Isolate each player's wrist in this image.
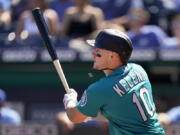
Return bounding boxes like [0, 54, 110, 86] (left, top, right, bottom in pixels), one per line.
[64, 96, 77, 109]
[65, 99, 77, 109]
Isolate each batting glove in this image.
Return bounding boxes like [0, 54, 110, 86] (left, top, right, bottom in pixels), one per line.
[63, 89, 78, 109]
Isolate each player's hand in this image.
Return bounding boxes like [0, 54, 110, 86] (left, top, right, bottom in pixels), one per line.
[63, 89, 78, 109]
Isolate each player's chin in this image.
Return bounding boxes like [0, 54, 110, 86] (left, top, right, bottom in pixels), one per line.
[93, 64, 101, 70]
[93, 63, 97, 69]
[93, 64, 97, 70]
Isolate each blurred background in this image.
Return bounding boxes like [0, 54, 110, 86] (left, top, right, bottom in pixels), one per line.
[0, 0, 180, 135]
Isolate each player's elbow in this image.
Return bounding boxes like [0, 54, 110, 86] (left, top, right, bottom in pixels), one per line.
[67, 112, 81, 123]
[68, 115, 83, 123]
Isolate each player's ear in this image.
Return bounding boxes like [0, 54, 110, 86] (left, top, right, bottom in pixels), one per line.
[110, 52, 117, 59]
[108, 52, 113, 59]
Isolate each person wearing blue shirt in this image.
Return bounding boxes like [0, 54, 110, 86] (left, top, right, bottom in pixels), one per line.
[63, 29, 165, 135]
[158, 106, 180, 126]
[126, 8, 167, 49]
[0, 89, 21, 125]
[91, 0, 144, 21]
[167, 106, 180, 123]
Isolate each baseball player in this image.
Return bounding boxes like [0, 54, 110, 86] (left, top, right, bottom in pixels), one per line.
[63, 29, 165, 135]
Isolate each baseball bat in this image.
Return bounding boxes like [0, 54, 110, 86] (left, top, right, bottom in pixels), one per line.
[32, 8, 70, 93]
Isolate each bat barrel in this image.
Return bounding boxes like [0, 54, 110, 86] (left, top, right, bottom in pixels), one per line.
[32, 8, 58, 61]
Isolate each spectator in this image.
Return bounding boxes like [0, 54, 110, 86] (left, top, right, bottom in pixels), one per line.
[16, 0, 60, 41]
[11, 0, 28, 22]
[0, 0, 12, 32]
[163, 14, 180, 48]
[61, 0, 104, 39]
[91, 0, 144, 25]
[0, 0, 11, 11]
[126, 8, 167, 49]
[49, 0, 74, 23]
[143, 0, 165, 26]
[0, 89, 21, 125]
[162, 0, 180, 13]
[172, 0, 180, 12]
[91, 0, 142, 20]
[158, 106, 180, 126]
[158, 0, 180, 33]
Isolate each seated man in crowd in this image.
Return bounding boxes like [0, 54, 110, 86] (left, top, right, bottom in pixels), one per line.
[125, 8, 167, 49]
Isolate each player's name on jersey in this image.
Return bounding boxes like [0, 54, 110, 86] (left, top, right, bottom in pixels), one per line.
[113, 69, 148, 96]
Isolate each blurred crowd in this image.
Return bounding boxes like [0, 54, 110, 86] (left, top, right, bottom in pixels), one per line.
[1, 0, 180, 51]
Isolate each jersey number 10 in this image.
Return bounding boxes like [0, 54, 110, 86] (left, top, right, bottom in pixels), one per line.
[132, 87, 155, 121]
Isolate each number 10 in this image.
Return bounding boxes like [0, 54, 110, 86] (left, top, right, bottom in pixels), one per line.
[132, 87, 155, 121]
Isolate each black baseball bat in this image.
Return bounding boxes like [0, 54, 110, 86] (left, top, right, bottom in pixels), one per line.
[32, 8, 70, 93]
[32, 8, 57, 60]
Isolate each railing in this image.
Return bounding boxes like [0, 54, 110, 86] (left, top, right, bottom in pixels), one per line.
[0, 123, 179, 135]
[1, 47, 180, 62]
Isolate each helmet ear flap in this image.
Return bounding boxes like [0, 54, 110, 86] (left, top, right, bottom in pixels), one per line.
[118, 49, 132, 65]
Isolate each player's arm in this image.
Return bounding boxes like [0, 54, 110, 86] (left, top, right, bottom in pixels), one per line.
[63, 89, 90, 123]
[44, 9, 60, 36]
[64, 88, 107, 123]
[66, 106, 90, 123]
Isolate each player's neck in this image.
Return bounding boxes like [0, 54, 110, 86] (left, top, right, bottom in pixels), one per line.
[103, 70, 112, 76]
[103, 62, 123, 76]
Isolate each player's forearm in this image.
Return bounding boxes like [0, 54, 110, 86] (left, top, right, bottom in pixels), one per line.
[66, 103, 89, 123]
[66, 107, 81, 123]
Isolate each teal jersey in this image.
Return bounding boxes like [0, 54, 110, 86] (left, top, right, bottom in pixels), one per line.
[77, 63, 165, 135]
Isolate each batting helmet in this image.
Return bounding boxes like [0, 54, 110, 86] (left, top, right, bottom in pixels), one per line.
[87, 29, 133, 64]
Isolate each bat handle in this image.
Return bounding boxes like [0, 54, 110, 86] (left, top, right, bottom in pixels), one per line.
[53, 60, 70, 93]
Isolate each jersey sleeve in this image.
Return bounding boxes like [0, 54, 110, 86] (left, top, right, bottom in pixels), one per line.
[76, 84, 105, 117]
